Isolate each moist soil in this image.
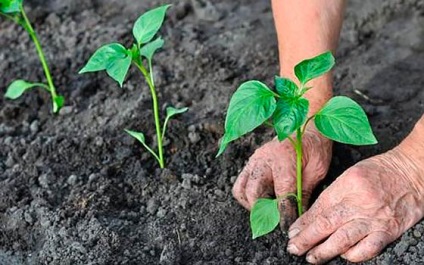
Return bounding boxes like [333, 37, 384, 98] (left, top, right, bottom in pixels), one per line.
[0, 0, 423, 264]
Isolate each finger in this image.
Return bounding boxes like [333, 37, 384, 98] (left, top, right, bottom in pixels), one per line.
[341, 231, 392, 263]
[305, 219, 370, 264]
[288, 194, 327, 239]
[232, 167, 251, 209]
[278, 194, 297, 231]
[287, 204, 351, 256]
[245, 164, 273, 208]
[272, 163, 297, 230]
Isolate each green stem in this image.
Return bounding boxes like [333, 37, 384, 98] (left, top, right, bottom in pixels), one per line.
[295, 129, 303, 216]
[161, 116, 170, 140]
[301, 116, 314, 137]
[134, 62, 165, 168]
[20, 7, 59, 108]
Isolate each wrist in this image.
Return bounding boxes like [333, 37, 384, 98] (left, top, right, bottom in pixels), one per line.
[394, 115, 424, 198]
[397, 115, 424, 171]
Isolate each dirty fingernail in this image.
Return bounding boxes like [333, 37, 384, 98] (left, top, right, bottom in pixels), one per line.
[306, 254, 317, 264]
[287, 244, 299, 254]
[288, 228, 300, 238]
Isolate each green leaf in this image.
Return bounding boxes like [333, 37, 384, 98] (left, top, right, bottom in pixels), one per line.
[125, 129, 146, 144]
[52, 95, 64, 113]
[79, 43, 132, 87]
[162, 106, 188, 140]
[273, 98, 309, 141]
[0, 0, 22, 13]
[5, 80, 43, 99]
[140, 37, 164, 63]
[165, 106, 188, 119]
[294, 51, 335, 85]
[314, 96, 378, 145]
[275, 76, 298, 98]
[250, 198, 280, 239]
[217, 80, 277, 156]
[133, 5, 171, 45]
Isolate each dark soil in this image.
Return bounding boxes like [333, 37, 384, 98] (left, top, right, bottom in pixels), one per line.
[0, 0, 423, 264]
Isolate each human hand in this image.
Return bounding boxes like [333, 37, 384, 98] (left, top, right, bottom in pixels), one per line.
[232, 126, 332, 229]
[287, 148, 424, 264]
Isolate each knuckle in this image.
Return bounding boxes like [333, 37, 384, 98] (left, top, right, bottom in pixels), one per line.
[315, 216, 333, 233]
[365, 239, 385, 256]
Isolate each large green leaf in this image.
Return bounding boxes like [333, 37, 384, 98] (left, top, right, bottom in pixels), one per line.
[314, 96, 377, 145]
[273, 98, 309, 141]
[275, 76, 298, 99]
[0, 0, 22, 13]
[5, 80, 45, 99]
[140, 37, 164, 63]
[79, 43, 132, 87]
[217, 81, 277, 156]
[133, 5, 171, 45]
[250, 198, 280, 239]
[294, 51, 335, 85]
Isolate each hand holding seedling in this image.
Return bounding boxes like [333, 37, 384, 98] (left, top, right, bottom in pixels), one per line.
[224, 0, 424, 263]
[218, 50, 378, 240]
[232, 126, 332, 229]
[0, 0, 64, 113]
[79, 5, 187, 168]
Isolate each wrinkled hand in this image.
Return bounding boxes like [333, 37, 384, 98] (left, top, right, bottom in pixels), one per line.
[287, 148, 424, 264]
[232, 127, 332, 228]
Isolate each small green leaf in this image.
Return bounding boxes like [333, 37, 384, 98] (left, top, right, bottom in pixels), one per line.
[314, 96, 378, 145]
[273, 98, 309, 141]
[250, 198, 280, 239]
[133, 5, 171, 45]
[140, 37, 164, 63]
[5, 80, 42, 99]
[275, 76, 298, 98]
[0, 0, 22, 13]
[52, 95, 64, 113]
[217, 80, 277, 156]
[106, 55, 132, 87]
[125, 129, 146, 144]
[165, 106, 188, 119]
[294, 51, 335, 85]
[79, 43, 132, 87]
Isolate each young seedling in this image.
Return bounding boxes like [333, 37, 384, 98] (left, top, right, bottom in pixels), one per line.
[1, 0, 64, 113]
[217, 51, 377, 239]
[79, 5, 188, 169]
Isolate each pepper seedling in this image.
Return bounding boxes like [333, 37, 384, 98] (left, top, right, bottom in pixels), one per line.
[79, 5, 188, 168]
[1, 0, 64, 113]
[217, 52, 377, 239]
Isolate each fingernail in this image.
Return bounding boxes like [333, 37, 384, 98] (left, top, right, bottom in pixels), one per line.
[288, 228, 300, 239]
[340, 254, 347, 259]
[287, 244, 299, 254]
[306, 254, 317, 264]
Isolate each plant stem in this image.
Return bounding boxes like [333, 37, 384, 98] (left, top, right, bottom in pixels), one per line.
[134, 62, 165, 168]
[20, 7, 59, 104]
[295, 129, 303, 216]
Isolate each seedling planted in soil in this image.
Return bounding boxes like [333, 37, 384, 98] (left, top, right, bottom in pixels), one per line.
[1, 0, 64, 113]
[80, 5, 187, 168]
[217, 52, 377, 239]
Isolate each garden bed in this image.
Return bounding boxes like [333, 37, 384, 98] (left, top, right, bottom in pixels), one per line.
[0, 0, 423, 264]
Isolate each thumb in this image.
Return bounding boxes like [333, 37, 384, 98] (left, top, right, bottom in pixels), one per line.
[273, 165, 298, 231]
